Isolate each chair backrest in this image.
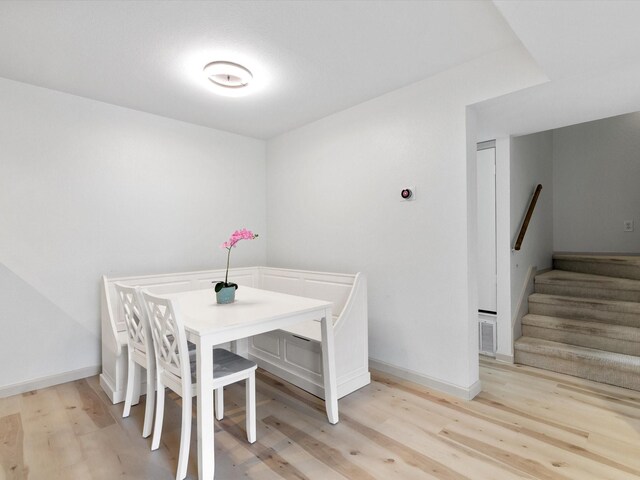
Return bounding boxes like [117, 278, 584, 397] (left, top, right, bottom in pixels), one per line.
[141, 291, 191, 385]
[114, 283, 153, 356]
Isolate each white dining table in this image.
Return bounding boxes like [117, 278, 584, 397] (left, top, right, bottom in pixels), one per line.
[167, 286, 338, 479]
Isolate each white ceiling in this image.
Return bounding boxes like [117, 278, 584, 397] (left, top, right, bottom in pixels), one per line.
[475, 1, 640, 139]
[475, 60, 640, 140]
[494, 0, 640, 81]
[0, 0, 520, 139]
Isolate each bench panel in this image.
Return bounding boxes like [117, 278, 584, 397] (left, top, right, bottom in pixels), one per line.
[250, 331, 281, 359]
[301, 278, 352, 319]
[284, 335, 323, 376]
[261, 272, 303, 296]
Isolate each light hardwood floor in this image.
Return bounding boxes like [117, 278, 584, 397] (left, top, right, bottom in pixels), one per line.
[1, 359, 639, 479]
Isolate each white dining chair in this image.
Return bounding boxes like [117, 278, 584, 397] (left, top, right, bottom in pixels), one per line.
[114, 283, 156, 438]
[141, 290, 257, 480]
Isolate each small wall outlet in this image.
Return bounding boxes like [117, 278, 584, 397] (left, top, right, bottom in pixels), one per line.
[624, 220, 634, 232]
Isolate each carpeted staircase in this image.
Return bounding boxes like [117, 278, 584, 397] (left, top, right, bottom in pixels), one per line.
[515, 254, 640, 390]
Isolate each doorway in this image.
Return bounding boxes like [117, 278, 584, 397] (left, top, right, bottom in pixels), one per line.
[477, 141, 497, 314]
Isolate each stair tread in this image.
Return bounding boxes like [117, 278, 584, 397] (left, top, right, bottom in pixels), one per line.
[523, 258, 640, 388]
[536, 270, 640, 291]
[515, 337, 640, 366]
[529, 293, 640, 311]
[553, 254, 640, 266]
[522, 314, 640, 341]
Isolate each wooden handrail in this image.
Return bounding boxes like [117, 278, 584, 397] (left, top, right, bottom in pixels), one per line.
[514, 184, 542, 251]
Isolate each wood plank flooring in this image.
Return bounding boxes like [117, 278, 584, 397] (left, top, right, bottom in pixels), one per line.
[1, 359, 639, 479]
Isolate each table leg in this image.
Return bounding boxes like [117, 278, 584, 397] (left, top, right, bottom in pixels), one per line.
[320, 308, 339, 424]
[196, 340, 215, 479]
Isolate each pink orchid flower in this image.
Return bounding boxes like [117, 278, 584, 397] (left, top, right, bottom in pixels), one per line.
[220, 228, 257, 249]
[217, 229, 259, 288]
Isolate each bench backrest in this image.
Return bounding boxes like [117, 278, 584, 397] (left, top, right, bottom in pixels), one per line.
[103, 266, 356, 335]
[260, 267, 355, 323]
[104, 267, 260, 333]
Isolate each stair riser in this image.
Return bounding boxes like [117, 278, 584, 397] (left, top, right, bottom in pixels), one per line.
[535, 283, 640, 302]
[522, 325, 639, 356]
[514, 350, 640, 390]
[529, 303, 640, 328]
[554, 258, 640, 281]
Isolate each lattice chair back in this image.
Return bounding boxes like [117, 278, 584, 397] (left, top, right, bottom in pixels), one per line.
[142, 291, 191, 385]
[115, 283, 153, 356]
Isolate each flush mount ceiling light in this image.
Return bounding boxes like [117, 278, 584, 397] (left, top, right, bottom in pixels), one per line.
[203, 61, 253, 89]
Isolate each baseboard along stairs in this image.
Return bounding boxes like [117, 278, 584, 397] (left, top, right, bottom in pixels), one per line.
[515, 254, 640, 391]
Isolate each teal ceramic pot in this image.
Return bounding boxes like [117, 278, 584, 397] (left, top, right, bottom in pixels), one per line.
[216, 286, 236, 304]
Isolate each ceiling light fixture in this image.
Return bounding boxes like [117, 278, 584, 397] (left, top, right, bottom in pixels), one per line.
[203, 61, 253, 89]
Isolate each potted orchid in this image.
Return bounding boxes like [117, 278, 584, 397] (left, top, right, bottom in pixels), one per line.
[214, 228, 259, 304]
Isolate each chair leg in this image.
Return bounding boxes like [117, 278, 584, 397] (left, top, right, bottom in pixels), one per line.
[176, 394, 192, 480]
[142, 364, 155, 438]
[151, 375, 165, 451]
[214, 387, 224, 421]
[123, 353, 136, 418]
[131, 363, 142, 407]
[246, 372, 256, 444]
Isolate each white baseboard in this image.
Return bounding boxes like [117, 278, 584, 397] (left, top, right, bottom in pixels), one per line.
[0, 365, 101, 399]
[2, 358, 483, 403]
[495, 353, 514, 364]
[369, 358, 482, 400]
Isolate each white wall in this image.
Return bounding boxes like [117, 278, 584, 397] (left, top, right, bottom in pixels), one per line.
[553, 112, 640, 253]
[510, 131, 554, 335]
[266, 45, 545, 395]
[0, 78, 266, 390]
[493, 137, 513, 361]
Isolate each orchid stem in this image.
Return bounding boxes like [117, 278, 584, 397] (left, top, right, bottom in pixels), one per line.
[224, 247, 231, 284]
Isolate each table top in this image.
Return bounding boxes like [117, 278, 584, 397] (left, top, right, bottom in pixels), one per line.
[166, 286, 332, 337]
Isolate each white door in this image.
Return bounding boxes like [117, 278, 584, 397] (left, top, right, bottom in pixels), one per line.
[477, 144, 497, 313]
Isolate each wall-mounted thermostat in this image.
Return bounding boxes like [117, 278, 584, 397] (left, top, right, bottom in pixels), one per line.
[400, 187, 415, 201]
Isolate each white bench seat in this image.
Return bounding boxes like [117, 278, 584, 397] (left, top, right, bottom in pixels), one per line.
[280, 319, 322, 342]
